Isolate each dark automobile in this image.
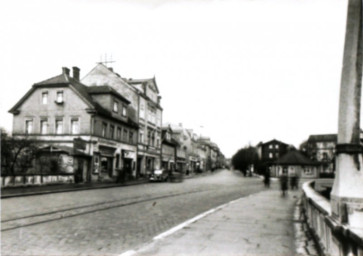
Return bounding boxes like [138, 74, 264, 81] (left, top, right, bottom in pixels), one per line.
[149, 169, 169, 182]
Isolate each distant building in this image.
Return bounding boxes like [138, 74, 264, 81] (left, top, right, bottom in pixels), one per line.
[257, 139, 289, 162]
[161, 125, 178, 172]
[271, 150, 320, 181]
[306, 134, 337, 173]
[9, 67, 138, 182]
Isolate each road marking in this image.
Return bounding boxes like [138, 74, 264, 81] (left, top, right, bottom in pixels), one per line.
[153, 198, 240, 240]
[119, 197, 244, 256]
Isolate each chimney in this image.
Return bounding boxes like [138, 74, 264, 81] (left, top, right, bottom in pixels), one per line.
[62, 67, 70, 76]
[72, 66, 80, 81]
[157, 96, 162, 105]
[108, 67, 113, 72]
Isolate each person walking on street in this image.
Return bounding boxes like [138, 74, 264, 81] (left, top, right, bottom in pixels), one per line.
[263, 169, 270, 188]
[280, 169, 288, 196]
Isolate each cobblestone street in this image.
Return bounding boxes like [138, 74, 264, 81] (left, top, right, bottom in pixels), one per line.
[2, 170, 266, 256]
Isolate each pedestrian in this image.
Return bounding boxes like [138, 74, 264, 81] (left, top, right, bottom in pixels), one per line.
[290, 174, 298, 190]
[280, 170, 288, 196]
[263, 170, 270, 188]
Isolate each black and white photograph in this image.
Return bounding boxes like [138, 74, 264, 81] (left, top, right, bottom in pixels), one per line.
[1, 0, 363, 255]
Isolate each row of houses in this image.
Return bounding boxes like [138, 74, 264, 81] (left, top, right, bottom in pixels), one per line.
[255, 131, 363, 179]
[5, 64, 225, 185]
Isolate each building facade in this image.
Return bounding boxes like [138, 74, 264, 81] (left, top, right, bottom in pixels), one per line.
[9, 67, 138, 183]
[82, 64, 163, 177]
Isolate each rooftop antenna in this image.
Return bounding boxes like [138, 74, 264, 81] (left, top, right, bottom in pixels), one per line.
[97, 53, 116, 67]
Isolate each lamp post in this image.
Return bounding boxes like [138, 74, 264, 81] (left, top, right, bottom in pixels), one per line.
[330, 0, 363, 228]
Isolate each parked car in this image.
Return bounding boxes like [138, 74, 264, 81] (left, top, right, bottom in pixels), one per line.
[149, 169, 169, 182]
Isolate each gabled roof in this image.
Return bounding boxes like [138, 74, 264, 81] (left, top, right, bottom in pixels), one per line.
[262, 139, 289, 146]
[126, 77, 159, 93]
[275, 150, 317, 166]
[9, 68, 138, 129]
[307, 134, 337, 143]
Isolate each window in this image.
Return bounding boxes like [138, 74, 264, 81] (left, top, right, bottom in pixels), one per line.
[117, 127, 122, 140]
[123, 129, 128, 141]
[71, 118, 79, 134]
[56, 119, 63, 134]
[139, 131, 144, 143]
[42, 92, 48, 104]
[122, 105, 127, 116]
[269, 145, 273, 149]
[113, 101, 118, 113]
[147, 130, 151, 145]
[151, 132, 155, 146]
[269, 153, 273, 159]
[40, 120, 48, 134]
[275, 153, 279, 158]
[275, 144, 279, 149]
[140, 103, 145, 119]
[102, 123, 107, 137]
[110, 125, 115, 139]
[25, 120, 33, 134]
[56, 91, 63, 103]
[129, 131, 133, 143]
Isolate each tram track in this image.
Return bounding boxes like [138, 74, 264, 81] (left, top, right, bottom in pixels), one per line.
[1, 188, 211, 232]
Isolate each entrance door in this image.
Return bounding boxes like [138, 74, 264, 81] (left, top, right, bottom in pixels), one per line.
[137, 157, 142, 177]
[76, 159, 84, 183]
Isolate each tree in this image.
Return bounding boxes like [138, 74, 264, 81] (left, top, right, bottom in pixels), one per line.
[1, 128, 38, 175]
[231, 146, 259, 176]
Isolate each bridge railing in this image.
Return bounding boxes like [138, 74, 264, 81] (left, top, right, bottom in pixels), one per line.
[301, 181, 363, 256]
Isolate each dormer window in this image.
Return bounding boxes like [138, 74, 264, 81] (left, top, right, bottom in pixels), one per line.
[42, 92, 48, 105]
[56, 91, 64, 103]
[122, 105, 127, 116]
[113, 101, 118, 113]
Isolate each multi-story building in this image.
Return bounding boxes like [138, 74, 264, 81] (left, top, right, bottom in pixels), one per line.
[9, 67, 138, 182]
[306, 134, 336, 173]
[82, 63, 163, 177]
[168, 124, 187, 173]
[256, 139, 290, 175]
[161, 125, 178, 172]
[197, 136, 213, 172]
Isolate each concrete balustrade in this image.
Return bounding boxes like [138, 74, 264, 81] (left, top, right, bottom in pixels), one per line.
[302, 181, 363, 255]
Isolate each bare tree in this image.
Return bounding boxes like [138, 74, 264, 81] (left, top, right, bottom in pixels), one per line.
[1, 128, 38, 175]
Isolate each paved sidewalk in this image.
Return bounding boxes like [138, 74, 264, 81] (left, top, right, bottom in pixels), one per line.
[125, 189, 301, 256]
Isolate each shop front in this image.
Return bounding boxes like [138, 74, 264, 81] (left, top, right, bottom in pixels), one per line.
[122, 149, 136, 179]
[93, 145, 116, 181]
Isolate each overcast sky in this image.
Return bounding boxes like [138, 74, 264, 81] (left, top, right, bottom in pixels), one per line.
[0, 0, 353, 158]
